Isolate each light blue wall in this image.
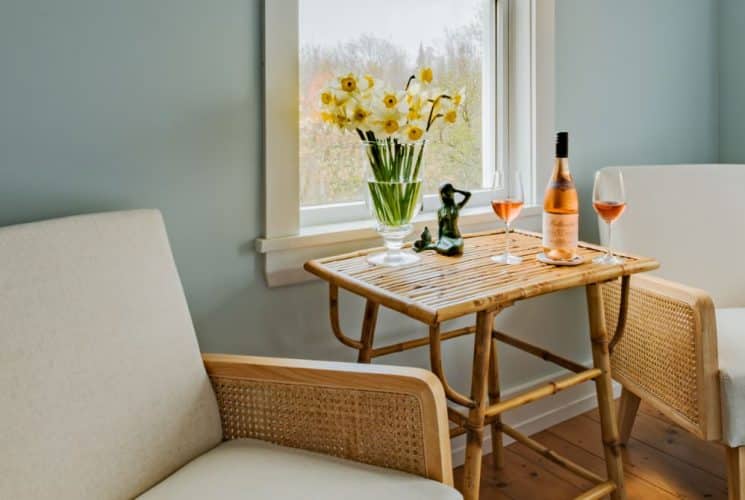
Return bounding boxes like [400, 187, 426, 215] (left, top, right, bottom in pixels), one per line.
[0, 0, 722, 374]
[0, 0, 265, 352]
[719, 0, 745, 162]
[555, 0, 720, 240]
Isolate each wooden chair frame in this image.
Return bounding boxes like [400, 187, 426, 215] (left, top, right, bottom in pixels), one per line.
[602, 275, 744, 499]
[202, 353, 454, 486]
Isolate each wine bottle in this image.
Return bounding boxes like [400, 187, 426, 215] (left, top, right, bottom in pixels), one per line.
[542, 132, 579, 260]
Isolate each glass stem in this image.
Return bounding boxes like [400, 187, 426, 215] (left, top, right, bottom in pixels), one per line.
[606, 222, 613, 259]
[385, 234, 404, 259]
[505, 222, 511, 256]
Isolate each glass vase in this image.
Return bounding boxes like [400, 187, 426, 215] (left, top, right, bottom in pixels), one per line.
[363, 139, 424, 267]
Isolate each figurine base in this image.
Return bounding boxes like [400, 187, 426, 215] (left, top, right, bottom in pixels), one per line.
[491, 252, 523, 265]
[366, 250, 420, 267]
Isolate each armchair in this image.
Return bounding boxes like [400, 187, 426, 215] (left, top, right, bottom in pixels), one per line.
[141, 354, 455, 499]
[0, 210, 459, 500]
[597, 164, 745, 499]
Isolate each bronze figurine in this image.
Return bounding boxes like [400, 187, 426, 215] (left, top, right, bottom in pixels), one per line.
[414, 183, 471, 256]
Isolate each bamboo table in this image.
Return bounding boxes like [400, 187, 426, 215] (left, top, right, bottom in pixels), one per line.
[304, 229, 658, 500]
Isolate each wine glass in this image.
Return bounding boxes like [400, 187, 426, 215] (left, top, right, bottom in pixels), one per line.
[592, 169, 627, 265]
[491, 169, 524, 264]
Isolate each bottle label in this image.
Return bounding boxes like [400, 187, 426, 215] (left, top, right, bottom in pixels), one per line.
[542, 213, 578, 250]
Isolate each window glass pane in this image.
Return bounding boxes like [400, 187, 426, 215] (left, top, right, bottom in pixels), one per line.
[299, 0, 490, 208]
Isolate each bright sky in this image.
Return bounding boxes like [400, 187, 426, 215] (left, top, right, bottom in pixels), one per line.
[299, 0, 484, 60]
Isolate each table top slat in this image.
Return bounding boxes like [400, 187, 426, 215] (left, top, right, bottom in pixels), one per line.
[304, 229, 658, 324]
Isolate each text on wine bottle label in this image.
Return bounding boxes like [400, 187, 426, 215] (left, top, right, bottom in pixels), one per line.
[542, 213, 579, 250]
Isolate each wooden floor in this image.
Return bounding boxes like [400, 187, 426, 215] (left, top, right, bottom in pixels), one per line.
[454, 401, 728, 499]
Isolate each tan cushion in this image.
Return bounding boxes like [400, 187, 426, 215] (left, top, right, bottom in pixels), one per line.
[138, 439, 462, 500]
[715, 308, 745, 447]
[0, 210, 223, 499]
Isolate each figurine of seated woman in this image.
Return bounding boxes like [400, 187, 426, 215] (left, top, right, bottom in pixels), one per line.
[413, 183, 471, 256]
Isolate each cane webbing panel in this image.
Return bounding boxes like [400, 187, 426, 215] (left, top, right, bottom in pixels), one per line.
[603, 280, 700, 427]
[210, 376, 427, 476]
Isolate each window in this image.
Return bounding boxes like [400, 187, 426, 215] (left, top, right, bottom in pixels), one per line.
[260, 0, 555, 286]
[298, 0, 501, 226]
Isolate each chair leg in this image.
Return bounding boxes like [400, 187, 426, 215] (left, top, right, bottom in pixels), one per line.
[617, 388, 640, 445]
[727, 446, 745, 500]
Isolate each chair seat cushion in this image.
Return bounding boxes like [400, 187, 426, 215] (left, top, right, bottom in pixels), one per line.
[137, 439, 462, 500]
[715, 308, 745, 446]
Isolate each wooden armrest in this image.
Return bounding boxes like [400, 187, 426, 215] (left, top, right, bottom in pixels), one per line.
[601, 275, 720, 440]
[202, 353, 453, 486]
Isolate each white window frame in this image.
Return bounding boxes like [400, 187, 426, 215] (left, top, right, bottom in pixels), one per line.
[258, 0, 555, 287]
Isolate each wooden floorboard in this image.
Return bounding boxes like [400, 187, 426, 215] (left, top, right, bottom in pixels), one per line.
[454, 400, 728, 499]
[514, 430, 679, 499]
[453, 449, 584, 500]
[586, 405, 726, 479]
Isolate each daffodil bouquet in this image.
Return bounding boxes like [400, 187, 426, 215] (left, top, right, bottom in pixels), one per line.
[319, 68, 464, 231]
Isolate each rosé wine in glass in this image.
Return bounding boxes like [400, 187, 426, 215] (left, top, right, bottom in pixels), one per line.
[491, 199, 524, 224]
[592, 200, 626, 224]
[491, 170, 524, 265]
[592, 169, 626, 265]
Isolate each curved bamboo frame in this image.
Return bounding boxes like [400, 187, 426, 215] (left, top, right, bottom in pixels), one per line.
[608, 275, 630, 354]
[429, 323, 478, 408]
[328, 284, 364, 350]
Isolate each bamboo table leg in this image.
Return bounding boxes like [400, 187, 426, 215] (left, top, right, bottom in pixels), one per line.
[586, 283, 626, 500]
[488, 337, 504, 469]
[357, 299, 379, 363]
[461, 309, 497, 500]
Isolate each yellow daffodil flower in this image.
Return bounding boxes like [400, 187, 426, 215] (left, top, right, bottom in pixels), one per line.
[339, 73, 358, 93]
[370, 103, 403, 137]
[320, 91, 333, 106]
[406, 125, 424, 142]
[407, 106, 423, 121]
[319, 70, 458, 140]
[379, 89, 405, 109]
[383, 119, 400, 134]
[405, 92, 426, 121]
[335, 113, 350, 129]
[350, 104, 371, 127]
[452, 87, 466, 106]
[419, 67, 433, 84]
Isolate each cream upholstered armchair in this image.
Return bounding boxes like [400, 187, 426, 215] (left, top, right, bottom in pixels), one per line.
[0, 210, 459, 500]
[598, 165, 745, 499]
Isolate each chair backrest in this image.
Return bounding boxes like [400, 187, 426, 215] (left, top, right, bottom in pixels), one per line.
[602, 164, 745, 307]
[0, 210, 223, 499]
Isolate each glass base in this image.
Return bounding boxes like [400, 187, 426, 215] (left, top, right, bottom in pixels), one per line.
[593, 254, 624, 265]
[366, 249, 420, 267]
[491, 252, 523, 265]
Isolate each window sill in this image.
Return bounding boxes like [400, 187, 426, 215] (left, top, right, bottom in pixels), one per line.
[256, 205, 542, 287]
